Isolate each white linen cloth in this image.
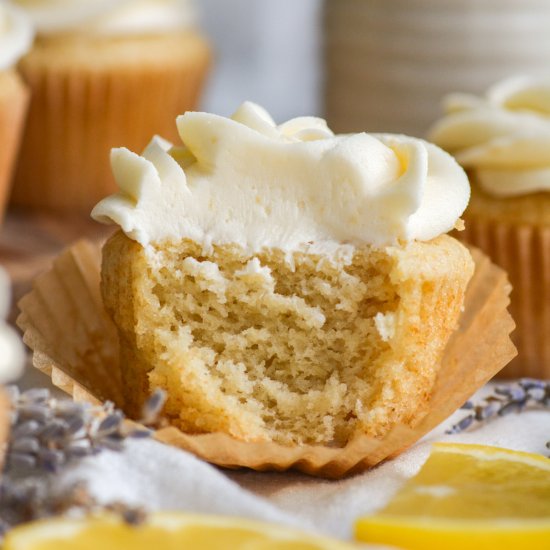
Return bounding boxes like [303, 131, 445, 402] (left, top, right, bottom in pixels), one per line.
[53, 385, 550, 542]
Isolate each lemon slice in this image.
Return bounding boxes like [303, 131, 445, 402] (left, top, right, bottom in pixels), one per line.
[355, 443, 550, 550]
[4, 512, 357, 550]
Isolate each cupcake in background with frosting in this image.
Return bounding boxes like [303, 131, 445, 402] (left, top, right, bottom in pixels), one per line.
[0, 0, 33, 224]
[10, 0, 211, 215]
[429, 76, 550, 378]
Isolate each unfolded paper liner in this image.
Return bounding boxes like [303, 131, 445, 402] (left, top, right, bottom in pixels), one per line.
[459, 218, 550, 379]
[17, 240, 516, 479]
[12, 32, 210, 215]
[0, 71, 29, 224]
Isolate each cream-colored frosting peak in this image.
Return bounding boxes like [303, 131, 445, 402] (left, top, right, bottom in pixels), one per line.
[92, 102, 470, 251]
[429, 76, 550, 197]
[12, 0, 195, 36]
[0, 1, 34, 71]
[0, 268, 25, 383]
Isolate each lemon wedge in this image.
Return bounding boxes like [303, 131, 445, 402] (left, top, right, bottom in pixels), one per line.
[4, 512, 357, 550]
[355, 442, 550, 550]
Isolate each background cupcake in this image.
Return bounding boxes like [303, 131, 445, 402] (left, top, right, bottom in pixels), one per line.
[429, 76, 550, 378]
[0, 266, 25, 467]
[10, 0, 211, 215]
[0, 0, 32, 223]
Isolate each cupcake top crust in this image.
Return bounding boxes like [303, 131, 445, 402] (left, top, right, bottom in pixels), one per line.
[429, 76, 550, 198]
[11, 0, 196, 36]
[92, 102, 470, 252]
[0, 1, 33, 71]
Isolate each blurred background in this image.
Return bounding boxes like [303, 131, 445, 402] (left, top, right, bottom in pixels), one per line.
[200, 0, 322, 122]
[2, 0, 550, 307]
[0, 0, 548, 388]
[201, 0, 550, 134]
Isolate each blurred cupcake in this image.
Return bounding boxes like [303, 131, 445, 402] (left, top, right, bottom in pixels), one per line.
[0, 1, 32, 223]
[0, 266, 25, 466]
[429, 76, 550, 378]
[11, 0, 211, 214]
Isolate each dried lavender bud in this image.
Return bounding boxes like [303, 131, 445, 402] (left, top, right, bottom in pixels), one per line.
[528, 387, 546, 402]
[495, 386, 527, 401]
[11, 437, 41, 455]
[447, 379, 550, 434]
[519, 378, 547, 390]
[55, 401, 89, 418]
[65, 440, 93, 459]
[20, 388, 50, 403]
[17, 404, 50, 423]
[38, 419, 70, 440]
[140, 389, 167, 426]
[7, 452, 37, 470]
[38, 449, 66, 473]
[129, 428, 153, 439]
[498, 400, 525, 417]
[12, 420, 41, 439]
[66, 416, 86, 436]
[98, 437, 125, 453]
[474, 401, 500, 421]
[447, 414, 475, 434]
[96, 412, 123, 437]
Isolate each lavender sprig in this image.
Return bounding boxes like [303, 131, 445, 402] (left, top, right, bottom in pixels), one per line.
[447, 378, 550, 434]
[0, 387, 167, 535]
[4, 387, 167, 475]
[0, 480, 147, 537]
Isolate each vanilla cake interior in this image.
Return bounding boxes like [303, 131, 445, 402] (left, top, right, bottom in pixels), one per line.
[102, 231, 473, 446]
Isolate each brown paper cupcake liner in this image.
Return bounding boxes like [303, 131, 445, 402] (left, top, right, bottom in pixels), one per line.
[0, 387, 11, 472]
[460, 218, 550, 379]
[0, 71, 29, 224]
[12, 33, 210, 215]
[17, 240, 516, 478]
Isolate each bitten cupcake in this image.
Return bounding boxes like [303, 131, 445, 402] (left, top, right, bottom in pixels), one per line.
[17, 102, 517, 476]
[91, 102, 474, 446]
[0, 1, 32, 223]
[10, 0, 211, 214]
[429, 76, 550, 378]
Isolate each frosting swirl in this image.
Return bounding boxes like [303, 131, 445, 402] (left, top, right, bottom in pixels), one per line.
[11, 0, 195, 36]
[429, 76, 550, 197]
[0, 268, 25, 384]
[92, 102, 470, 250]
[0, 1, 34, 71]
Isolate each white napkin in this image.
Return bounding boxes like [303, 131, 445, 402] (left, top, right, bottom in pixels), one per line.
[55, 387, 550, 541]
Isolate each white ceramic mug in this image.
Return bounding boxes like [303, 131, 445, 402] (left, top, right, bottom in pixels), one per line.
[324, 0, 550, 136]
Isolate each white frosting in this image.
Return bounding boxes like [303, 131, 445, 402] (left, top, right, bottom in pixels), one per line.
[0, 268, 25, 383]
[0, 1, 34, 71]
[12, 0, 195, 36]
[92, 102, 470, 251]
[429, 76, 550, 197]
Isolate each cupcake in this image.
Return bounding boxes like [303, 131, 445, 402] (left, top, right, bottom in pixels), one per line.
[0, 1, 32, 223]
[429, 76, 550, 378]
[91, 102, 474, 446]
[10, 0, 211, 215]
[0, 266, 25, 466]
